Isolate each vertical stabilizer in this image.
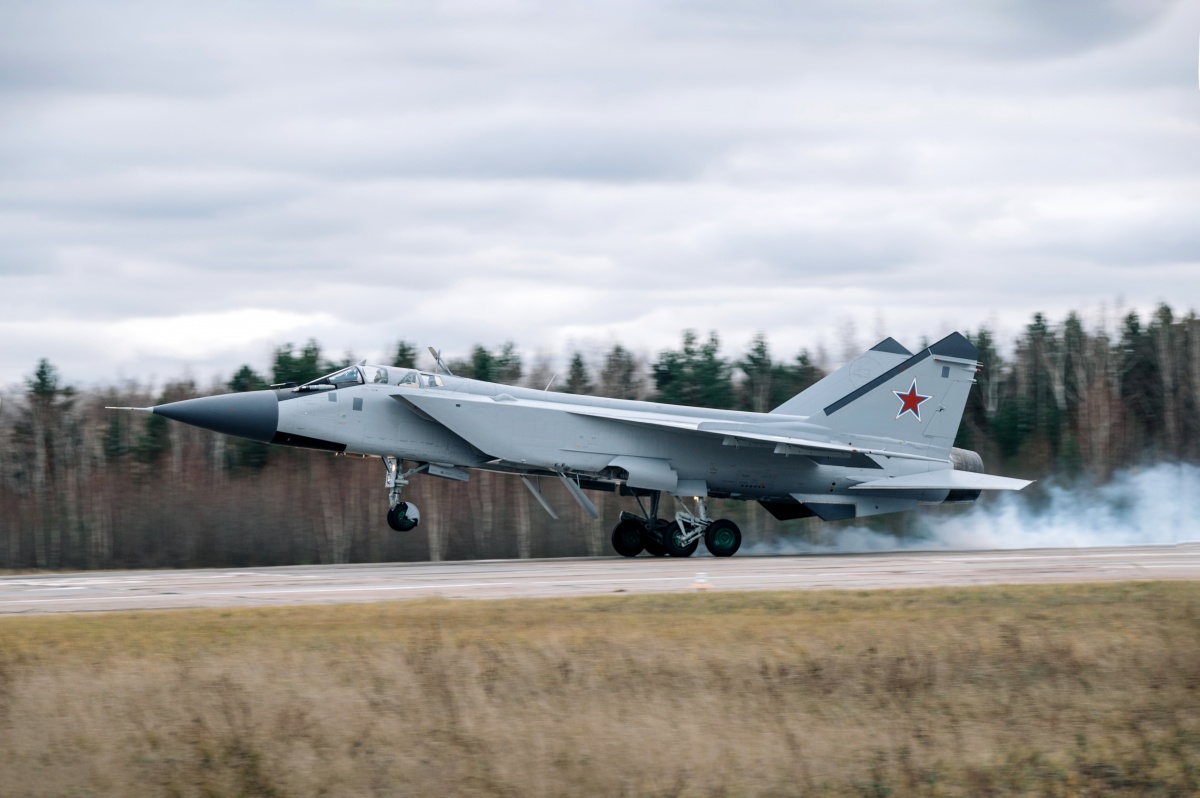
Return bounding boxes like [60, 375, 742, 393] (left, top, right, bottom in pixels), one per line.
[818, 332, 979, 450]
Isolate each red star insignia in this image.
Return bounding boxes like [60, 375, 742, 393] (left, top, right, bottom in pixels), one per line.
[893, 379, 931, 421]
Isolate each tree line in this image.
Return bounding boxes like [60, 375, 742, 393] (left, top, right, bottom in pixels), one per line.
[2, 305, 1197, 570]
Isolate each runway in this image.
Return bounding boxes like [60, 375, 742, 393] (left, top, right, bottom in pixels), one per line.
[1, 543, 1198, 615]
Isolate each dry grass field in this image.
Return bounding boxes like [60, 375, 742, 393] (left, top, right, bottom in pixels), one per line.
[1, 582, 1198, 797]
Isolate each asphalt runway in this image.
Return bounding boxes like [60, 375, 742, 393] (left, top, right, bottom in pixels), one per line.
[1, 543, 1198, 615]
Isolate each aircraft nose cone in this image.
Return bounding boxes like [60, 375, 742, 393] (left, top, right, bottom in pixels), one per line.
[153, 390, 279, 443]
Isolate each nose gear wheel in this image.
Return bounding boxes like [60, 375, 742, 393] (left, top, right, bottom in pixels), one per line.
[387, 501, 420, 532]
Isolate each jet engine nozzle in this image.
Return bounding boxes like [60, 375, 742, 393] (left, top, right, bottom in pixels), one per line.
[153, 390, 279, 443]
[944, 447, 984, 503]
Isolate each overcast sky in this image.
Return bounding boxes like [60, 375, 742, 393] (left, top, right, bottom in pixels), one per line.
[2, 0, 1198, 389]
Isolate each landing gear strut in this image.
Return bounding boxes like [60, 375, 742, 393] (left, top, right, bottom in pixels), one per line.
[384, 456, 423, 532]
[610, 492, 741, 558]
[662, 495, 704, 557]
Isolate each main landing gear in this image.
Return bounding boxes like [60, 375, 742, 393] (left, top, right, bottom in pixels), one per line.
[384, 456, 422, 532]
[611, 492, 742, 558]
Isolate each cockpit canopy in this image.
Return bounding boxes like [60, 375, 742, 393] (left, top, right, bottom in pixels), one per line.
[295, 365, 445, 391]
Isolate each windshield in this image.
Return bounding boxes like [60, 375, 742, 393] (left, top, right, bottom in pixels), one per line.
[297, 366, 363, 391]
[362, 365, 389, 384]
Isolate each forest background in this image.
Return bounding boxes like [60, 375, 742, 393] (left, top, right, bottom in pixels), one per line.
[3, 303, 1198, 570]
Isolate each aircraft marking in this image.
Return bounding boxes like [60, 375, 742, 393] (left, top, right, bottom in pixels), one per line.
[893, 379, 932, 421]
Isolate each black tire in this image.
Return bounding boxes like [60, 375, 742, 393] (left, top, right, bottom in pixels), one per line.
[642, 520, 668, 557]
[704, 519, 742, 557]
[611, 519, 645, 557]
[663, 521, 699, 558]
[387, 502, 419, 532]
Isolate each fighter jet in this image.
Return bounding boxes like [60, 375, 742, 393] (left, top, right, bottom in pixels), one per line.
[110, 332, 1030, 557]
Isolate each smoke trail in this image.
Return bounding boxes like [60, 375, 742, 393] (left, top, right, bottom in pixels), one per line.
[741, 462, 1200, 555]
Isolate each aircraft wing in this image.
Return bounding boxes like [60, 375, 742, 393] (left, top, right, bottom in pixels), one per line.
[555, 404, 945, 462]
[395, 391, 948, 464]
[849, 470, 1033, 491]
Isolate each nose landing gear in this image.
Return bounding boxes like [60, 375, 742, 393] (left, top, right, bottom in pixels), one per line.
[384, 456, 424, 532]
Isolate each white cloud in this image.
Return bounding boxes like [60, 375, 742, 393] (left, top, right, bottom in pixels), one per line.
[0, 309, 339, 389]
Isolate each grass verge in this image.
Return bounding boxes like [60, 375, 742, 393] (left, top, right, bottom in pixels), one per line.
[1, 582, 1199, 796]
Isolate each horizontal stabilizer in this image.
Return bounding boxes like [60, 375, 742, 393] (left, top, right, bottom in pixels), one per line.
[849, 470, 1032, 491]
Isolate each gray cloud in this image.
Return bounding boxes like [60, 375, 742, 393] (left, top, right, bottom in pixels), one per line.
[0, 0, 1197, 387]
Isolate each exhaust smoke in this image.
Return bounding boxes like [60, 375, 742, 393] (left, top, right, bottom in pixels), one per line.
[742, 462, 1200, 555]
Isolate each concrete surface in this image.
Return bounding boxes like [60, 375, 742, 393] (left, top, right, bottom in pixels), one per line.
[1, 544, 1197, 614]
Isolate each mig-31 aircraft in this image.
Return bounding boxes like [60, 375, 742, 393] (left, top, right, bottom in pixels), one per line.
[110, 332, 1030, 558]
